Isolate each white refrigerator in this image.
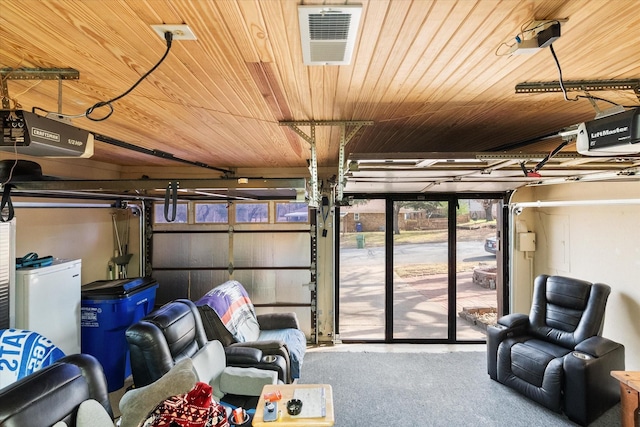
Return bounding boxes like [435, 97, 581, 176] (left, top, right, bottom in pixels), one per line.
[15, 259, 82, 355]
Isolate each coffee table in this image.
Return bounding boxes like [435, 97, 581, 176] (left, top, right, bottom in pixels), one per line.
[252, 384, 334, 426]
[611, 371, 640, 427]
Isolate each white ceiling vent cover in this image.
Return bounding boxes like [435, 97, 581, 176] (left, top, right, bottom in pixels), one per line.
[298, 5, 362, 65]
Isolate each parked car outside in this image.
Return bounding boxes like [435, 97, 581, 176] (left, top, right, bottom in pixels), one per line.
[484, 236, 497, 254]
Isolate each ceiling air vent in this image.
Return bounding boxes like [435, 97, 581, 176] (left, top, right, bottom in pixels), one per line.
[298, 5, 362, 65]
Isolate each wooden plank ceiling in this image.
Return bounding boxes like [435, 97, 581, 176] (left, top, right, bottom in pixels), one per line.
[1, 0, 639, 194]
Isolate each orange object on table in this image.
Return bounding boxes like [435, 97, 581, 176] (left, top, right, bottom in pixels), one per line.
[233, 407, 244, 423]
[264, 390, 282, 402]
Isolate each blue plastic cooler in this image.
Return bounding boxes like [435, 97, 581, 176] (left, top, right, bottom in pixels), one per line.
[81, 277, 158, 392]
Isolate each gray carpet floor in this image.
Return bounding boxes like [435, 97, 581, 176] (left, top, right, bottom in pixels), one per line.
[297, 351, 620, 427]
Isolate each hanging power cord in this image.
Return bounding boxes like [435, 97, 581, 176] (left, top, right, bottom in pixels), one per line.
[85, 31, 174, 121]
[0, 145, 19, 187]
[519, 139, 571, 178]
[28, 31, 174, 121]
[548, 44, 579, 102]
[549, 44, 639, 108]
[0, 115, 20, 221]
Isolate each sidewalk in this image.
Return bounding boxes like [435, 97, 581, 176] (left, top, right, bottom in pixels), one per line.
[339, 265, 497, 341]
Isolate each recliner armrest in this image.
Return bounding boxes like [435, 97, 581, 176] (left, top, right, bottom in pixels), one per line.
[574, 336, 624, 358]
[487, 313, 530, 381]
[228, 342, 290, 383]
[231, 339, 288, 352]
[217, 367, 278, 397]
[225, 346, 263, 364]
[497, 313, 529, 329]
[257, 312, 300, 330]
[563, 336, 625, 425]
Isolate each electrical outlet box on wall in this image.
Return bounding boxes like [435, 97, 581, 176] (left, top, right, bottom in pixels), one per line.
[518, 232, 536, 252]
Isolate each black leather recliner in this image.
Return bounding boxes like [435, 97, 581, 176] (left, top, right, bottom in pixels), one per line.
[125, 299, 287, 387]
[487, 275, 625, 426]
[0, 353, 113, 427]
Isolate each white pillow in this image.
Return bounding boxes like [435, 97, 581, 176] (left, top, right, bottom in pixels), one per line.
[219, 366, 277, 396]
[52, 422, 68, 427]
[191, 341, 226, 382]
[76, 399, 114, 427]
[191, 340, 226, 399]
[118, 358, 197, 427]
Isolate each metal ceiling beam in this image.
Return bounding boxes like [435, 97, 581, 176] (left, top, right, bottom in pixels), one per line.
[0, 67, 79, 80]
[346, 153, 639, 182]
[337, 122, 370, 202]
[279, 120, 373, 206]
[515, 79, 640, 100]
[8, 190, 166, 201]
[279, 121, 373, 127]
[1, 67, 80, 109]
[348, 163, 634, 172]
[8, 177, 306, 192]
[481, 159, 520, 174]
[347, 152, 579, 161]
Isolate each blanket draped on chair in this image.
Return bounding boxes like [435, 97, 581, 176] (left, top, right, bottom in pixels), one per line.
[197, 280, 261, 343]
[196, 280, 306, 380]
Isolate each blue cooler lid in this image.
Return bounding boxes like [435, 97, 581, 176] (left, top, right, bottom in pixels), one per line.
[81, 277, 157, 298]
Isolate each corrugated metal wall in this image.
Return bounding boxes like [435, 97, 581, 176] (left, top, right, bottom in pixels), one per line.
[150, 202, 314, 338]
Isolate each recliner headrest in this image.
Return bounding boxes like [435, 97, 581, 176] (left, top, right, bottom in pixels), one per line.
[144, 301, 198, 357]
[545, 276, 591, 310]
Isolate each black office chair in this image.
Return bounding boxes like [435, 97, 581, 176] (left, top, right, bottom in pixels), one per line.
[487, 275, 625, 426]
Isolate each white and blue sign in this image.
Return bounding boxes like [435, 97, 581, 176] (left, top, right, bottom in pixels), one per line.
[0, 328, 65, 388]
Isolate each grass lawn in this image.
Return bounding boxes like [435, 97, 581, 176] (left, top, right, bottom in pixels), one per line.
[394, 261, 487, 277]
[340, 222, 496, 248]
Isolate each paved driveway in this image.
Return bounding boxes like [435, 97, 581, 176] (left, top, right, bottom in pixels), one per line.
[338, 240, 497, 341]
